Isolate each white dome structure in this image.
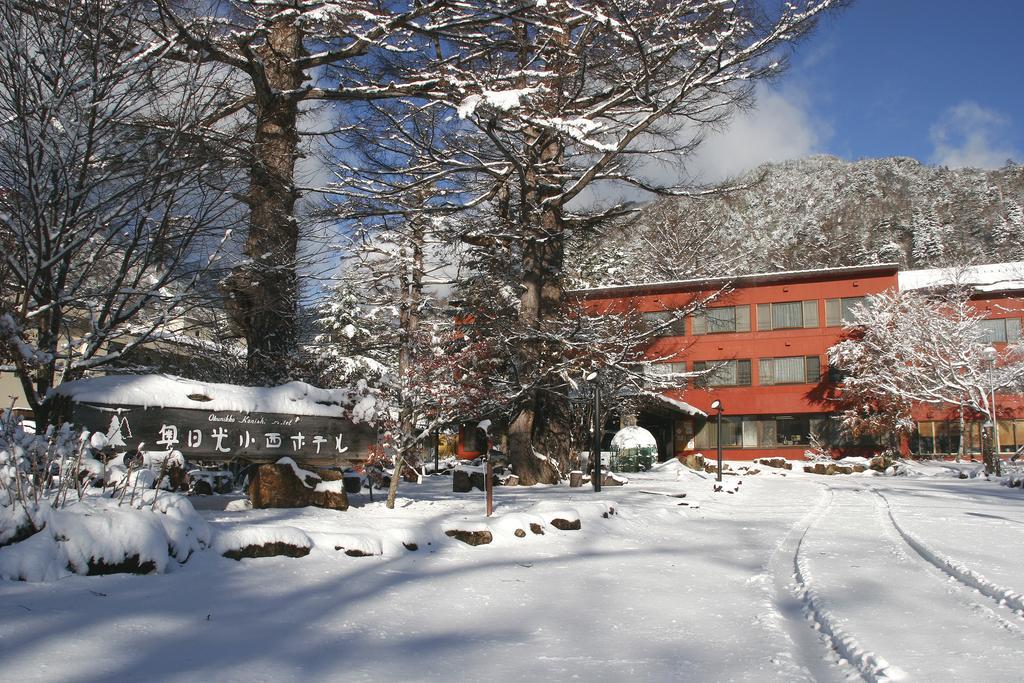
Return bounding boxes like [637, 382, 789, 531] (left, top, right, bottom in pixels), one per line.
[610, 425, 657, 451]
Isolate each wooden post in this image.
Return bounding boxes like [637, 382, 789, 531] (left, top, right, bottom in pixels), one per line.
[485, 460, 494, 517]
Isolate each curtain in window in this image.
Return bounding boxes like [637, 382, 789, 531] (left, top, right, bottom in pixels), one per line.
[805, 356, 820, 382]
[709, 360, 738, 386]
[1008, 318, 1021, 342]
[774, 356, 805, 383]
[642, 312, 684, 336]
[980, 319, 1007, 343]
[802, 300, 819, 328]
[825, 299, 841, 327]
[841, 297, 864, 324]
[771, 301, 803, 328]
[706, 307, 736, 333]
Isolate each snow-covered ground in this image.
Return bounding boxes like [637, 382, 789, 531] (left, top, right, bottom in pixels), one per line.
[3, 460, 1024, 682]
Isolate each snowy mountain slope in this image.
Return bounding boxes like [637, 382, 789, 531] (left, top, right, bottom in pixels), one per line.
[571, 156, 1024, 288]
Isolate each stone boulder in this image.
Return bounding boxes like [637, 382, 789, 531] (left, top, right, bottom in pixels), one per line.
[86, 554, 158, 576]
[445, 529, 493, 546]
[684, 454, 706, 471]
[222, 542, 311, 561]
[602, 472, 628, 486]
[469, 471, 488, 491]
[755, 457, 792, 470]
[869, 456, 892, 472]
[550, 518, 581, 531]
[247, 463, 349, 511]
[452, 468, 473, 492]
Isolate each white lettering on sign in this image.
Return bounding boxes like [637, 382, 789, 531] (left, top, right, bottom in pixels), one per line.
[211, 427, 231, 453]
[156, 424, 180, 448]
[187, 429, 202, 448]
[265, 432, 282, 448]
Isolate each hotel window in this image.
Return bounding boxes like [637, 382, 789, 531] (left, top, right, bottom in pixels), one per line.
[642, 311, 686, 337]
[692, 359, 752, 387]
[759, 356, 821, 385]
[825, 296, 868, 327]
[694, 414, 837, 449]
[757, 300, 819, 330]
[912, 420, 979, 455]
[978, 318, 1021, 344]
[694, 416, 744, 448]
[691, 305, 751, 334]
[647, 361, 687, 378]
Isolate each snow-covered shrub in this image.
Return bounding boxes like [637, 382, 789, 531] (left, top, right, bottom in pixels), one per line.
[0, 490, 210, 581]
[803, 432, 835, 464]
[1, 410, 84, 529]
[0, 412, 210, 581]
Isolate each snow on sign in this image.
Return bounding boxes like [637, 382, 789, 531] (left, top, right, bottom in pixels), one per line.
[54, 375, 378, 466]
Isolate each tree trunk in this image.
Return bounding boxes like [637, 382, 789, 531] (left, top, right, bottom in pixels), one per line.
[957, 402, 965, 463]
[223, 17, 303, 385]
[499, 13, 573, 485]
[507, 195, 570, 485]
[983, 423, 995, 475]
[386, 212, 425, 508]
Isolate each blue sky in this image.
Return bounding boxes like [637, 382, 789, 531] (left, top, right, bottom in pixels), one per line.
[692, 0, 1023, 179]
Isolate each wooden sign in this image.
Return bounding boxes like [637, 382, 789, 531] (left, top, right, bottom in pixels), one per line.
[68, 402, 376, 467]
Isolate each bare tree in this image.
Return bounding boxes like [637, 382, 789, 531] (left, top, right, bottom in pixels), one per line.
[0, 0, 240, 424]
[401, 0, 843, 482]
[140, 0, 506, 383]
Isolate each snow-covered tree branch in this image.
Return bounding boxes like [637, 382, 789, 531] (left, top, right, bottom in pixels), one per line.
[0, 0, 240, 424]
[829, 288, 1024, 472]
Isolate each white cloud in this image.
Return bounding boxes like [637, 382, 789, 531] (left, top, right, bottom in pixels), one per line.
[687, 85, 828, 182]
[930, 102, 1020, 169]
[569, 84, 829, 210]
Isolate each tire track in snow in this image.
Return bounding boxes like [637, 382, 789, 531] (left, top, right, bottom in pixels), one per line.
[788, 485, 908, 683]
[871, 488, 1024, 627]
[767, 485, 846, 682]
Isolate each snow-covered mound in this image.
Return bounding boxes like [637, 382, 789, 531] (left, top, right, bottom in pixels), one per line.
[214, 526, 313, 557]
[0, 492, 210, 582]
[611, 426, 657, 450]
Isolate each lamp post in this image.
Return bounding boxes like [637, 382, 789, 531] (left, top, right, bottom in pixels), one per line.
[711, 399, 723, 483]
[588, 370, 602, 492]
[983, 346, 1000, 476]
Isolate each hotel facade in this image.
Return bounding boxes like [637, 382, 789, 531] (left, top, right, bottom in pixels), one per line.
[576, 263, 1024, 462]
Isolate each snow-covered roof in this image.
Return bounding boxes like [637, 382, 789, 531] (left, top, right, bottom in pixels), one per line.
[653, 394, 705, 417]
[54, 374, 370, 419]
[572, 263, 900, 298]
[898, 262, 1024, 294]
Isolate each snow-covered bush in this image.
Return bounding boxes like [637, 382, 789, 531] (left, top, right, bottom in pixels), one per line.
[0, 490, 211, 581]
[0, 412, 210, 581]
[1, 410, 85, 528]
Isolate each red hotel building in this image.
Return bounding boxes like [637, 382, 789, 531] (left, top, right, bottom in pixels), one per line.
[576, 262, 1024, 462]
